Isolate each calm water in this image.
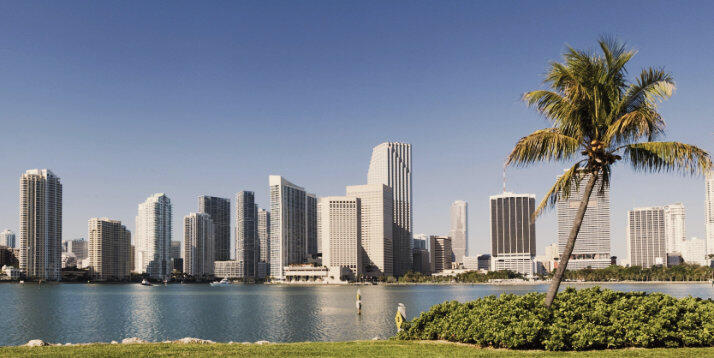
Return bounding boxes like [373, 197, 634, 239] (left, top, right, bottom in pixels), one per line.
[0, 283, 712, 346]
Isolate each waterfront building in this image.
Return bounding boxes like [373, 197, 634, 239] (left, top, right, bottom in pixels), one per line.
[236, 191, 258, 278]
[170, 241, 181, 272]
[627, 206, 667, 268]
[412, 248, 430, 274]
[269, 175, 307, 279]
[19, 169, 62, 280]
[345, 184, 394, 277]
[88, 218, 131, 280]
[490, 192, 536, 275]
[477, 254, 491, 270]
[214, 260, 244, 279]
[462, 256, 478, 270]
[306, 193, 318, 256]
[682, 237, 708, 266]
[412, 234, 428, 251]
[706, 171, 714, 256]
[318, 196, 362, 279]
[429, 236, 452, 273]
[0, 230, 15, 248]
[257, 209, 270, 264]
[129, 245, 135, 273]
[449, 200, 468, 263]
[367, 142, 412, 276]
[66, 239, 88, 261]
[183, 212, 215, 277]
[664, 203, 686, 254]
[544, 242, 559, 272]
[135, 193, 172, 278]
[556, 172, 611, 269]
[198, 196, 231, 261]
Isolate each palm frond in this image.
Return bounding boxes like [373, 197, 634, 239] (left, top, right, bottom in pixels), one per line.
[533, 162, 583, 219]
[623, 142, 712, 175]
[604, 106, 665, 145]
[624, 68, 675, 111]
[507, 128, 582, 167]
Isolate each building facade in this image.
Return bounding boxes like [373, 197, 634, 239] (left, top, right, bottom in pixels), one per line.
[183, 212, 215, 277]
[0, 230, 15, 248]
[706, 171, 714, 256]
[236, 191, 258, 278]
[257, 209, 270, 264]
[682, 237, 708, 266]
[214, 260, 244, 279]
[345, 184, 394, 277]
[318, 196, 362, 279]
[367, 142, 412, 277]
[198, 196, 231, 261]
[269, 176, 307, 279]
[66, 239, 88, 261]
[664, 203, 686, 254]
[490, 192, 536, 275]
[627, 207, 667, 268]
[135, 193, 172, 279]
[306, 193, 318, 256]
[19, 169, 62, 280]
[88, 218, 131, 280]
[449, 200, 468, 264]
[429, 236, 452, 273]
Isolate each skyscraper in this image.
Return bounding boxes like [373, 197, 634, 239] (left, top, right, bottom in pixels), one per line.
[66, 238, 88, 261]
[135, 193, 172, 278]
[306, 193, 318, 256]
[318, 196, 362, 278]
[627, 207, 667, 268]
[346, 184, 394, 277]
[663, 203, 686, 254]
[706, 170, 714, 255]
[88, 218, 131, 280]
[490, 192, 536, 275]
[183, 212, 215, 277]
[257, 209, 270, 263]
[269, 175, 307, 279]
[236, 191, 258, 278]
[367, 142, 412, 276]
[198, 196, 231, 261]
[429, 236, 452, 273]
[556, 172, 611, 269]
[19, 169, 62, 280]
[449, 200, 468, 263]
[0, 230, 16, 248]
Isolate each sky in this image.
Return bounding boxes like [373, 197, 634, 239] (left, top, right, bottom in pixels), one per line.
[0, 1, 712, 259]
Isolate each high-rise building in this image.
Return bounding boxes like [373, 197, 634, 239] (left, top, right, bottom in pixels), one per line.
[198, 196, 231, 261]
[0, 230, 15, 248]
[88, 218, 131, 280]
[367, 142, 412, 276]
[135, 193, 172, 279]
[19, 169, 62, 280]
[429, 236, 452, 273]
[269, 175, 307, 279]
[412, 248, 430, 274]
[169, 241, 181, 272]
[66, 238, 88, 261]
[490, 192, 536, 275]
[682, 237, 708, 266]
[706, 171, 714, 256]
[664, 203, 686, 254]
[306, 193, 318, 256]
[257, 209, 270, 263]
[556, 172, 611, 269]
[183, 212, 215, 277]
[449, 200, 468, 263]
[236, 191, 258, 278]
[345, 184, 394, 277]
[627, 206, 667, 268]
[318, 196, 362, 278]
[412, 234, 428, 251]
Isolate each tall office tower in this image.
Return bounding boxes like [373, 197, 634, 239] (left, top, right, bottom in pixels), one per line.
[135, 193, 172, 278]
[449, 200, 468, 263]
[198, 196, 231, 261]
[429, 236, 452, 273]
[663, 203, 686, 254]
[346, 184, 394, 277]
[183, 212, 215, 277]
[0, 229, 15, 248]
[367, 142, 412, 276]
[706, 171, 714, 255]
[269, 176, 307, 279]
[67, 238, 88, 261]
[627, 207, 667, 268]
[490, 192, 536, 275]
[19, 169, 62, 280]
[556, 172, 611, 269]
[236, 191, 258, 278]
[318, 196, 362, 278]
[88, 218, 131, 280]
[306, 193, 318, 256]
[170, 241, 181, 260]
[257, 209, 270, 263]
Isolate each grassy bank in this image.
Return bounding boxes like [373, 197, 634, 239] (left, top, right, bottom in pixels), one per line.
[1, 341, 714, 357]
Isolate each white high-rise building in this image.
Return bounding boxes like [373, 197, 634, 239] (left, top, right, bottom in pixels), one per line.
[0, 229, 15, 248]
[682, 237, 708, 266]
[367, 142, 412, 276]
[627, 206, 667, 268]
[88, 218, 131, 280]
[556, 172, 611, 269]
[257, 209, 270, 263]
[135, 193, 172, 278]
[663, 203, 686, 254]
[269, 175, 307, 279]
[706, 171, 714, 256]
[489, 192, 536, 275]
[318, 196, 362, 278]
[183, 212, 215, 277]
[19, 169, 62, 280]
[345, 184, 394, 277]
[449, 200, 468, 263]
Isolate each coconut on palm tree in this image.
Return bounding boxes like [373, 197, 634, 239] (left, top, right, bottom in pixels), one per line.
[507, 38, 712, 308]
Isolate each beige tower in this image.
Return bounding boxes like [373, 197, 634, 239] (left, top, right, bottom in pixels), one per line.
[88, 218, 131, 280]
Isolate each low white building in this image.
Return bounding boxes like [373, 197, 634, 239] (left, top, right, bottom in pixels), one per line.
[214, 260, 244, 279]
[2, 265, 22, 279]
[283, 265, 351, 284]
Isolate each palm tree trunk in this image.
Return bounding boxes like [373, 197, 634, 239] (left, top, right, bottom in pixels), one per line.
[544, 171, 598, 308]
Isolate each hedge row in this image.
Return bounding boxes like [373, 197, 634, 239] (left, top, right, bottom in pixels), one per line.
[395, 287, 714, 351]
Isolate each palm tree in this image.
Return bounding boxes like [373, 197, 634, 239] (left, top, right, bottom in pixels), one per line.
[507, 38, 711, 308]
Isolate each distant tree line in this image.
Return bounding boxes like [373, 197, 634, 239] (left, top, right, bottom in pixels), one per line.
[558, 264, 714, 282]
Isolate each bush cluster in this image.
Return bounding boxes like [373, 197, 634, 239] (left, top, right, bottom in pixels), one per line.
[395, 287, 714, 351]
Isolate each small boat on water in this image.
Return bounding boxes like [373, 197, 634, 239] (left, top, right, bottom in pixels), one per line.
[210, 278, 230, 286]
[141, 279, 152, 286]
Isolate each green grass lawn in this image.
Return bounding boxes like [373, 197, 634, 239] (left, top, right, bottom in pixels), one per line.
[1, 341, 713, 357]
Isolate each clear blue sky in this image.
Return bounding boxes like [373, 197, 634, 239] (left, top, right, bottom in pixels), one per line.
[1, 1, 712, 259]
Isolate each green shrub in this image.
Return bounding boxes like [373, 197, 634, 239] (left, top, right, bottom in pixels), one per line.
[396, 287, 714, 351]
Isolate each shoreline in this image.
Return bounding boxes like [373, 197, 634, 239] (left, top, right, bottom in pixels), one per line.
[2, 280, 712, 286]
